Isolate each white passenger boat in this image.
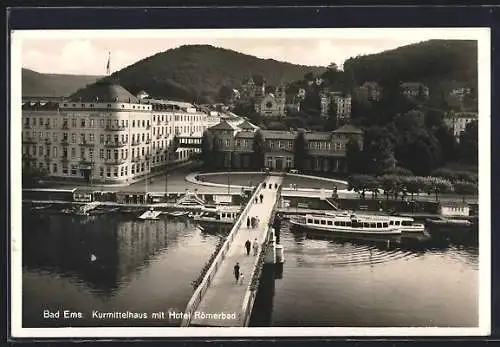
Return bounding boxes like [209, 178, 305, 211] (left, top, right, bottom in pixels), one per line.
[289, 213, 401, 236]
[389, 216, 425, 233]
[138, 207, 162, 220]
[324, 211, 424, 234]
[193, 205, 241, 224]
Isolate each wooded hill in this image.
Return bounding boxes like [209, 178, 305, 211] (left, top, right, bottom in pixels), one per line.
[22, 68, 103, 97]
[343, 40, 478, 101]
[103, 44, 326, 103]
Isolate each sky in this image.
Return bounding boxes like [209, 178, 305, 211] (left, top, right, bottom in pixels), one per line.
[17, 29, 482, 76]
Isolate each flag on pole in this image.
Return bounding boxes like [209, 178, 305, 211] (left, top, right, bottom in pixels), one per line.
[106, 52, 111, 75]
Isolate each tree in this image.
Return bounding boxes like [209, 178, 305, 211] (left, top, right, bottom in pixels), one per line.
[458, 120, 478, 165]
[453, 180, 478, 199]
[217, 85, 234, 103]
[251, 130, 266, 170]
[345, 137, 362, 174]
[402, 176, 425, 200]
[433, 124, 456, 164]
[22, 164, 47, 188]
[301, 86, 321, 117]
[378, 175, 396, 200]
[424, 109, 445, 129]
[325, 99, 338, 131]
[382, 167, 414, 176]
[347, 174, 376, 199]
[363, 128, 397, 175]
[304, 72, 315, 82]
[200, 131, 214, 170]
[424, 176, 453, 201]
[267, 121, 288, 131]
[293, 130, 308, 171]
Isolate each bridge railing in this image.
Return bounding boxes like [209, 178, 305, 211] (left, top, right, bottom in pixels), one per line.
[181, 181, 264, 327]
[240, 185, 283, 326]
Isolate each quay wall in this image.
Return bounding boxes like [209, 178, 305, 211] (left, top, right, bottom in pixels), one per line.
[23, 188, 247, 206]
[280, 195, 478, 215]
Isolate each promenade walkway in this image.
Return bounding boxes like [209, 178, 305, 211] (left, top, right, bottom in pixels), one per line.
[188, 176, 283, 327]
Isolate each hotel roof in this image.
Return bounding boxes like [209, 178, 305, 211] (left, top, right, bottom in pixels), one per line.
[69, 79, 139, 103]
[235, 131, 255, 139]
[261, 130, 297, 140]
[332, 124, 363, 135]
[305, 132, 332, 141]
[209, 120, 239, 131]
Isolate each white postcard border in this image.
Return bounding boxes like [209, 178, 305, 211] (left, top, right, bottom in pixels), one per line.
[10, 27, 491, 338]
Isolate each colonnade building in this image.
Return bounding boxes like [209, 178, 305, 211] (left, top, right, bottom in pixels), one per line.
[22, 79, 216, 184]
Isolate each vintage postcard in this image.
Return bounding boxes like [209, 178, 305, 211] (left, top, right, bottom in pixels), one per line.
[10, 27, 490, 338]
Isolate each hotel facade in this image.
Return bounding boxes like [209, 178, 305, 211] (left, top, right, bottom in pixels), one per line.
[22, 79, 218, 184]
[206, 120, 364, 173]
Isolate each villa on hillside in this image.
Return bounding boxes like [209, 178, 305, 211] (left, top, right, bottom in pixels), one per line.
[400, 82, 430, 98]
[206, 120, 363, 173]
[443, 111, 478, 141]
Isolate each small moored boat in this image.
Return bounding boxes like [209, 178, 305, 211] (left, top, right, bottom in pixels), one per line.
[138, 207, 162, 220]
[193, 205, 241, 224]
[166, 211, 189, 217]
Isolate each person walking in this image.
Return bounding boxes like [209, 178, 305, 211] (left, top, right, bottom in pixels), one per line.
[255, 196, 259, 204]
[245, 239, 251, 255]
[256, 217, 260, 228]
[233, 262, 240, 284]
[247, 216, 251, 229]
[259, 193, 264, 203]
[253, 238, 259, 256]
[251, 216, 255, 229]
[263, 182, 266, 189]
[274, 183, 278, 189]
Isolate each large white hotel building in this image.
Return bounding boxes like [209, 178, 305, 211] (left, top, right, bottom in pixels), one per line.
[22, 79, 219, 184]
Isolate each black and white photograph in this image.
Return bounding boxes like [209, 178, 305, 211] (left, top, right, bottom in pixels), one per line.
[10, 27, 490, 338]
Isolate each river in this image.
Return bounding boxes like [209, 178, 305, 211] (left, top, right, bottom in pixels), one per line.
[21, 211, 478, 328]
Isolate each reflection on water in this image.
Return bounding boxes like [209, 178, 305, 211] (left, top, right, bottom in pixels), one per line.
[251, 222, 479, 328]
[22, 211, 225, 327]
[23, 210, 480, 328]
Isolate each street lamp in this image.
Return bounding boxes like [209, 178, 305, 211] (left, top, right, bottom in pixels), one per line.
[227, 149, 232, 195]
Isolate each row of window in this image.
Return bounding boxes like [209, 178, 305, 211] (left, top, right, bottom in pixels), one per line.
[31, 148, 192, 177]
[26, 145, 190, 163]
[24, 116, 209, 132]
[62, 103, 150, 110]
[307, 218, 390, 229]
[213, 138, 348, 152]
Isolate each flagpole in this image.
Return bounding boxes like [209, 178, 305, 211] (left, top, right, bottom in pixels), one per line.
[106, 52, 111, 76]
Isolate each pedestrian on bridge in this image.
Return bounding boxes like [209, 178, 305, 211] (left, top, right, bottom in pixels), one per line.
[251, 216, 256, 228]
[275, 183, 278, 189]
[259, 193, 264, 203]
[245, 240, 251, 255]
[263, 183, 266, 189]
[234, 262, 240, 283]
[247, 216, 251, 229]
[253, 239, 259, 255]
